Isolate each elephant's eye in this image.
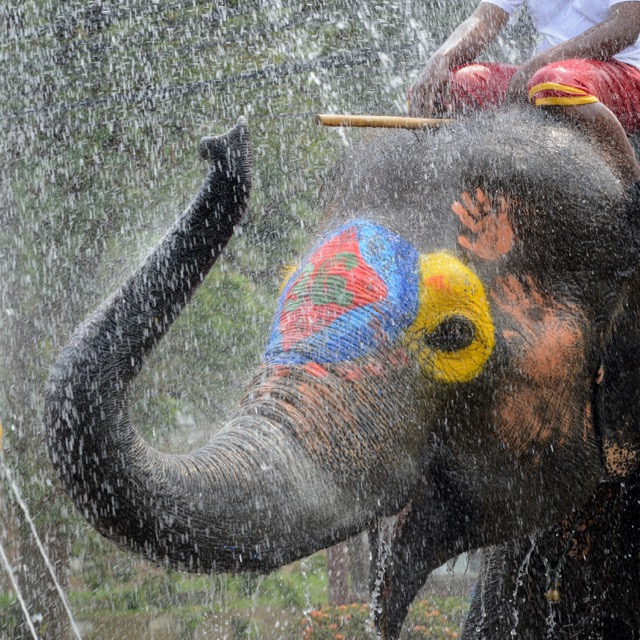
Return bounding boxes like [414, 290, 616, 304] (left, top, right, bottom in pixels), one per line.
[405, 251, 495, 383]
[423, 315, 476, 352]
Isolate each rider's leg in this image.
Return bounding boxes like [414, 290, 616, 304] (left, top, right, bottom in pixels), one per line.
[528, 59, 640, 185]
[447, 62, 520, 115]
[559, 101, 640, 184]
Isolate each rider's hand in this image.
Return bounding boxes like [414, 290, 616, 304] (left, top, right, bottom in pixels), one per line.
[505, 67, 532, 104]
[408, 54, 452, 117]
[506, 55, 551, 104]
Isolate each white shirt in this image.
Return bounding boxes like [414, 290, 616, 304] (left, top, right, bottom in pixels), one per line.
[481, 0, 640, 68]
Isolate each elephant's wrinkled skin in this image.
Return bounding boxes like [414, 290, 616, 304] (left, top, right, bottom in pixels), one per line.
[465, 477, 640, 639]
[457, 297, 640, 639]
[45, 110, 640, 638]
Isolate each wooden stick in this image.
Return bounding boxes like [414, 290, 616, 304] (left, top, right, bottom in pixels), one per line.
[316, 114, 454, 129]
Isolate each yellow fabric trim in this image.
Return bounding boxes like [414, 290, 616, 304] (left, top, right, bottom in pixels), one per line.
[528, 81, 589, 101]
[535, 95, 600, 106]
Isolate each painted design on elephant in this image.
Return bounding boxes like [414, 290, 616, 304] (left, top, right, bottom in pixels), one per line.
[404, 252, 495, 383]
[491, 275, 588, 451]
[265, 221, 419, 365]
[280, 228, 387, 347]
[278, 263, 299, 294]
[603, 440, 639, 478]
[267, 221, 497, 384]
[558, 484, 618, 565]
[246, 362, 406, 466]
[583, 402, 592, 448]
[452, 188, 515, 260]
[333, 347, 411, 383]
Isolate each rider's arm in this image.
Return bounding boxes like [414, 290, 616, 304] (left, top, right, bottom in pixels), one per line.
[507, 2, 640, 100]
[409, 2, 509, 116]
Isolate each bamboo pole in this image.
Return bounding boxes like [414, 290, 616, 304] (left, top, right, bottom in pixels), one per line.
[316, 114, 454, 129]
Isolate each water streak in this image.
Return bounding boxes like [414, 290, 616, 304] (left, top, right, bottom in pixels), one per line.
[0, 535, 39, 639]
[542, 554, 558, 638]
[368, 518, 396, 639]
[0, 420, 83, 639]
[509, 534, 538, 637]
[300, 556, 314, 628]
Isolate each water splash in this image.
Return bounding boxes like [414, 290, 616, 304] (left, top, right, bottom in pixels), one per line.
[368, 518, 397, 639]
[0, 535, 40, 639]
[509, 534, 538, 637]
[0, 420, 83, 639]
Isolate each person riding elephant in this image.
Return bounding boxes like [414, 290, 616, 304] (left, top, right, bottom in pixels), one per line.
[409, 1, 640, 184]
[45, 109, 640, 639]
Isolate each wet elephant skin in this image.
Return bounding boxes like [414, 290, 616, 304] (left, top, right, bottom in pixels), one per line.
[44, 109, 640, 638]
[461, 294, 640, 640]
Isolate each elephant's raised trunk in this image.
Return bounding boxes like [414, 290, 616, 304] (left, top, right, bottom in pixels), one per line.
[45, 118, 255, 570]
[44, 119, 422, 572]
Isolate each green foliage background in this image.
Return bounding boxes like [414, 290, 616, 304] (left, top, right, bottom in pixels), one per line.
[0, 1, 532, 637]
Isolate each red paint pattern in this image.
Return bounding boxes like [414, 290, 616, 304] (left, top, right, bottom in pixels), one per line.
[491, 275, 588, 452]
[424, 274, 450, 293]
[452, 188, 514, 260]
[279, 228, 388, 350]
[303, 362, 330, 378]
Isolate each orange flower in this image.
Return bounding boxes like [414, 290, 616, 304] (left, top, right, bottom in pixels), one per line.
[334, 635, 345, 640]
[329, 624, 338, 631]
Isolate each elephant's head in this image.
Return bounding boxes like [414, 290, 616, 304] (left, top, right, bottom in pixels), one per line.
[45, 111, 640, 638]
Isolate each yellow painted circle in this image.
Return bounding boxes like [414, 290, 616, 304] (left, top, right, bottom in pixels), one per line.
[405, 252, 495, 383]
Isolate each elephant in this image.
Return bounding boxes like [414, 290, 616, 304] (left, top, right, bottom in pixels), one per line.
[44, 108, 640, 639]
[461, 478, 640, 639]
[449, 291, 640, 639]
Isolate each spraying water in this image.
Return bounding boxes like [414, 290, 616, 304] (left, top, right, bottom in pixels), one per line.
[0, 421, 82, 639]
[2, 1, 539, 636]
[0, 423, 39, 640]
[0, 540, 39, 640]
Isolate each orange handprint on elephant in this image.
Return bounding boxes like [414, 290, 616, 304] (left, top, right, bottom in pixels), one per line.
[452, 187, 514, 260]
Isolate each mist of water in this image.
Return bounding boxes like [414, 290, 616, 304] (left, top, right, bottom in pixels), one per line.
[2, 460, 83, 639]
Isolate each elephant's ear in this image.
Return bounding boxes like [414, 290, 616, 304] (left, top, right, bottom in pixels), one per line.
[594, 182, 640, 479]
[596, 275, 640, 478]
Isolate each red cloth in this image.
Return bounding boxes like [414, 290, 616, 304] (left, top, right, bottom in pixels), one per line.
[449, 62, 519, 112]
[528, 59, 640, 133]
[447, 59, 640, 133]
